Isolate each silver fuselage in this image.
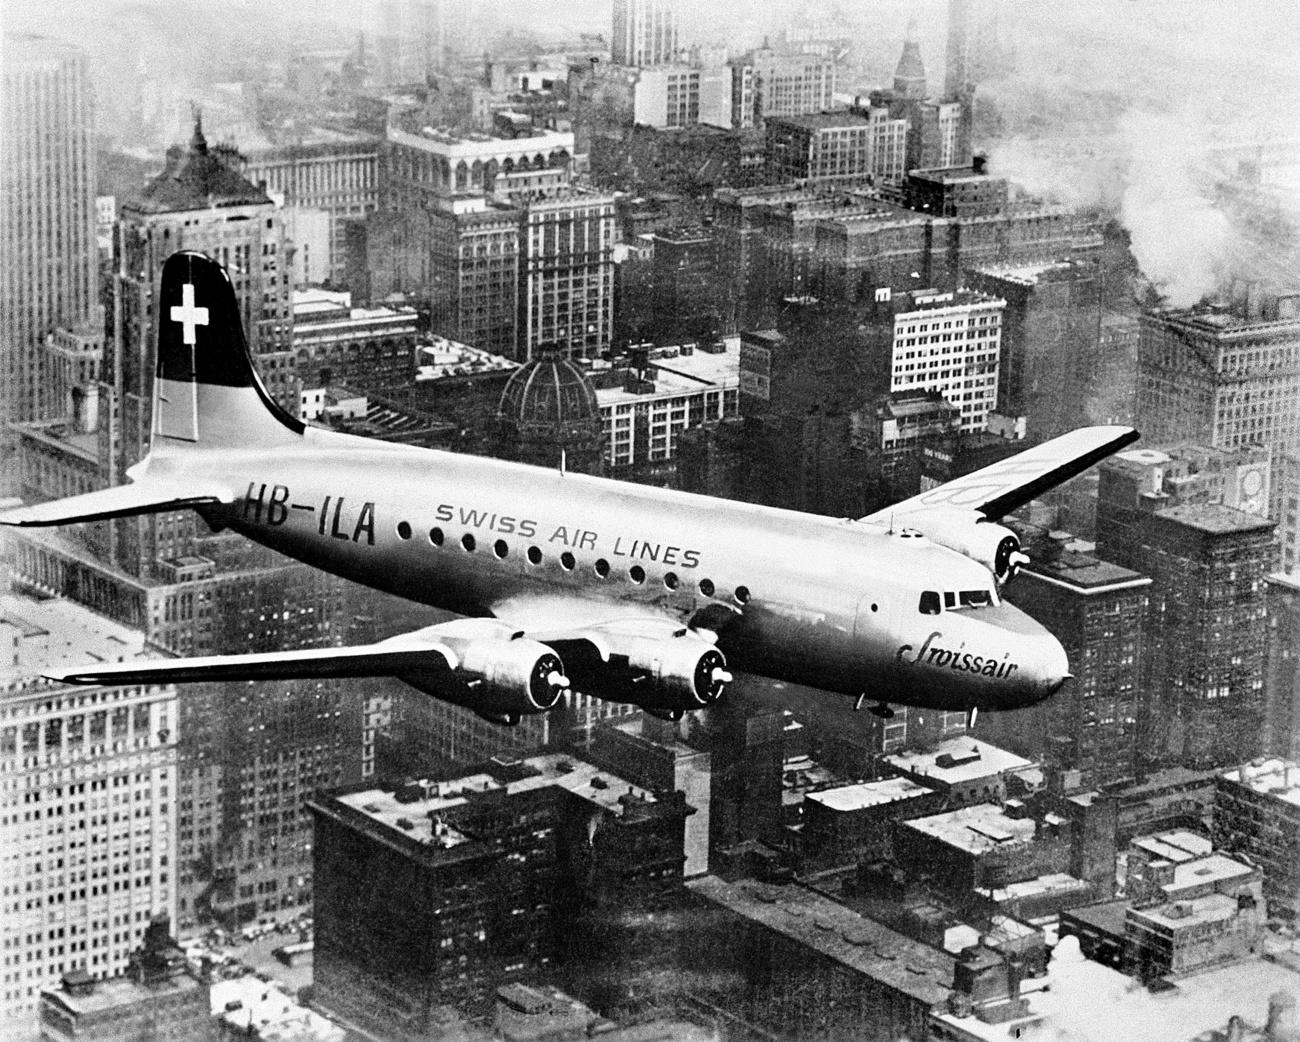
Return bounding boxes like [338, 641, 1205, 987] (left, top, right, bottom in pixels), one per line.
[166, 428, 1067, 713]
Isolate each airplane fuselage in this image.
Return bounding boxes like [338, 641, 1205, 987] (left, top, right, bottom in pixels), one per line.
[180, 437, 1067, 713]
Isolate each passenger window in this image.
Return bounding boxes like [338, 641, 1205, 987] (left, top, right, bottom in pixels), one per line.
[664, 572, 679, 590]
[628, 565, 645, 584]
[560, 551, 575, 571]
[919, 591, 941, 615]
[493, 539, 508, 559]
[526, 546, 542, 565]
[429, 527, 444, 546]
[594, 559, 610, 578]
[699, 578, 715, 597]
[461, 534, 476, 552]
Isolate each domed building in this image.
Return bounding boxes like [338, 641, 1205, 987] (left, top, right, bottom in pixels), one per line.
[494, 346, 605, 475]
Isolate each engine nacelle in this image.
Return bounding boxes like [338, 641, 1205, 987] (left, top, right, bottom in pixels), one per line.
[399, 621, 569, 722]
[900, 509, 1025, 583]
[615, 634, 732, 714]
[561, 628, 733, 715]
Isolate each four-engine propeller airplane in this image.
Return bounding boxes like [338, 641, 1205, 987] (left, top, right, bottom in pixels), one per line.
[0, 252, 1139, 726]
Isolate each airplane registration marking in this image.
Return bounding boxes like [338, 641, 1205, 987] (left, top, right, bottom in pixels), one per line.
[895, 630, 1019, 678]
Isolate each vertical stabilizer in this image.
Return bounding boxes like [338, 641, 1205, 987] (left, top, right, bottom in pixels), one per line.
[153, 251, 303, 451]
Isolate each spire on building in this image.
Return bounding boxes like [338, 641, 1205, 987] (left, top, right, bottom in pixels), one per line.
[894, 18, 928, 100]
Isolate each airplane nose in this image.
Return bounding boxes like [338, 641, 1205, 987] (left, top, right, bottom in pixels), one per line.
[1036, 638, 1071, 700]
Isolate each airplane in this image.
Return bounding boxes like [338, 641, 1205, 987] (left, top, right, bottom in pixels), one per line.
[0, 251, 1139, 727]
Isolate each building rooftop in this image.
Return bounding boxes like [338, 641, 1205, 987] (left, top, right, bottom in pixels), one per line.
[1131, 831, 1212, 863]
[1129, 891, 1245, 932]
[1221, 758, 1300, 807]
[1165, 853, 1255, 895]
[12, 418, 99, 464]
[211, 976, 343, 1041]
[44, 969, 206, 1017]
[595, 337, 740, 408]
[335, 754, 660, 851]
[978, 872, 1091, 905]
[884, 736, 1033, 788]
[130, 119, 269, 214]
[687, 876, 955, 1005]
[904, 803, 1038, 855]
[0, 593, 151, 695]
[416, 337, 519, 381]
[969, 260, 1089, 286]
[1021, 551, 1151, 595]
[1155, 503, 1276, 535]
[768, 111, 871, 131]
[805, 777, 933, 813]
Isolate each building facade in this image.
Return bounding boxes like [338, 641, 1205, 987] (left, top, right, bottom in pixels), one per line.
[0, 594, 178, 1037]
[1213, 760, 1300, 921]
[242, 134, 382, 287]
[612, 0, 679, 68]
[1000, 546, 1150, 788]
[2, 37, 98, 441]
[309, 754, 688, 1035]
[870, 287, 1005, 434]
[515, 191, 616, 361]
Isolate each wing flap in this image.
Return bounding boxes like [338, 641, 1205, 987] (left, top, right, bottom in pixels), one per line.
[45, 641, 454, 686]
[860, 425, 1140, 524]
[0, 480, 232, 527]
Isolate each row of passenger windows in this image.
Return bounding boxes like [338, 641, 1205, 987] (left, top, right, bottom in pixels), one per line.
[394, 520, 749, 601]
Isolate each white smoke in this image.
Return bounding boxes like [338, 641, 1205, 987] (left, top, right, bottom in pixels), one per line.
[1116, 110, 1236, 308]
[989, 108, 1239, 308]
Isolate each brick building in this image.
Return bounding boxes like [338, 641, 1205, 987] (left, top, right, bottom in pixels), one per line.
[308, 754, 690, 1035]
[1214, 759, 1300, 920]
[996, 543, 1149, 789]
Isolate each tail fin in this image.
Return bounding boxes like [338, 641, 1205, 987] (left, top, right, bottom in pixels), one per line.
[153, 251, 303, 449]
[0, 251, 297, 527]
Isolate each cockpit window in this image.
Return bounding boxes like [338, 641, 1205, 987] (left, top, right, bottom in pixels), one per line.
[959, 590, 993, 608]
[944, 592, 957, 610]
[919, 590, 941, 615]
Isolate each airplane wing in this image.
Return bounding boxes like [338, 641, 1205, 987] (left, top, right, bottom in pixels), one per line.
[0, 478, 233, 527]
[42, 631, 456, 686]
[860, 425, 1139, 525]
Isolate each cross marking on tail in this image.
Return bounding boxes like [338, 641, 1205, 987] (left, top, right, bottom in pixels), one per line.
[170, 283, 209, 345]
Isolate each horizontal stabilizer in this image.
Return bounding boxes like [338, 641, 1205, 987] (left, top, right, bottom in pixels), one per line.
[0, 480, 233, 527]
[45, 640, 455, 686]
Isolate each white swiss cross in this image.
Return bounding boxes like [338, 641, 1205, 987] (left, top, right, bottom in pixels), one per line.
[169, 282, 209, 345]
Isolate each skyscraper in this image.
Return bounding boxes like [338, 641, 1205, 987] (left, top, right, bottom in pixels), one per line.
[611, 0, 679, 68]
[1, 36, 98, 448]
[0, 592, 179, 1036]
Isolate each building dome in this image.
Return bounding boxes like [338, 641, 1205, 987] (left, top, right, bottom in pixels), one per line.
[495, 346, 604, 473]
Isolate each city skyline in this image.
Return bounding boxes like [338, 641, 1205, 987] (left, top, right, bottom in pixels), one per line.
[4, 2, 1300, 1040]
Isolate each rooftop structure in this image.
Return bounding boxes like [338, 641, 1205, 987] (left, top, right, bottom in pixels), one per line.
[883, 736, 1033, 804]
[805, 777, 933, 813]
[903, 802, 1037, 857]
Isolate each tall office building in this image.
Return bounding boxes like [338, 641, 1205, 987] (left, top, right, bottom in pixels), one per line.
[998, 543, 1150, 788]
[966, 260, 1104, 436]
[514, 191, 616, 360]
[612, 0, 679, 68]
[0, 593, 178, 1037]
[111, 122, 291, 576]
[1137, 298, 1300, 456]
[1136, 295, 1300, 564]
[2, 36, 98, 447]
[1109, 506, 1274, 769]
